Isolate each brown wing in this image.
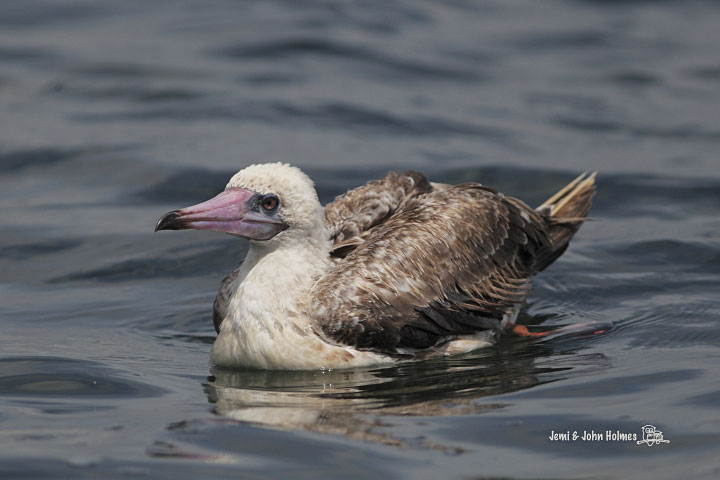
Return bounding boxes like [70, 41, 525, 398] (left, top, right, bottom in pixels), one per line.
[324, 170, 432, 258]
[311, 184, 553, 353]
[213, 265, 240, 333]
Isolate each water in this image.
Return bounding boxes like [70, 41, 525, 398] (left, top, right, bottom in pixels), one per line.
[1, 0, 719, 478]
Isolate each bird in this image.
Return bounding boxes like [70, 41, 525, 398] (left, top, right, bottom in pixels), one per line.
[155, 163, 595, 370]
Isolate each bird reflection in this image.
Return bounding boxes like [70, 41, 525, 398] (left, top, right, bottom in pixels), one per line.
[202, 330, 582, 449]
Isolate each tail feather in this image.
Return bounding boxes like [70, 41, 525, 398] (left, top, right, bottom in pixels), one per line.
[533, 172, 596, 272]
[541, 171, 596, 218]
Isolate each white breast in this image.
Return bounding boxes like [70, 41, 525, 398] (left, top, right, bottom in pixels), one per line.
[210, 243, 391, 370]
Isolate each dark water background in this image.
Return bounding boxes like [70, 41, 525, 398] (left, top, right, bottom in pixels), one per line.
[1, 0, 720, 478]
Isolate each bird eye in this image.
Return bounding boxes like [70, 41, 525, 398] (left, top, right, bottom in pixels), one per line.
[261, 195, 279, 212]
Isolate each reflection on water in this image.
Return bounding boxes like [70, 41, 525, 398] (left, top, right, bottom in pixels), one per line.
[202, 329, 605, 449]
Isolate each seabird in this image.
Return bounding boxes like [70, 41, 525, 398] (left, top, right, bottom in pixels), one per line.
[156, 163, 595, 370]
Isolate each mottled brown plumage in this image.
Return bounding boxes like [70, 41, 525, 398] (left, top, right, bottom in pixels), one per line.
[324, 170, 432, 258]
[312, 171, 595, 354]
[213, 266, 239, 333]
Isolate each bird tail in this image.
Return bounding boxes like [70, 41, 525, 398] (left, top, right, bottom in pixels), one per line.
[533, 172, 596, 272]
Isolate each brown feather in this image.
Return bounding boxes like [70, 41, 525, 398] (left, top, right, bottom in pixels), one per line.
[213, 265, 240, 333]
[312, 184, 555, 353]
[324, 170, 432, 257]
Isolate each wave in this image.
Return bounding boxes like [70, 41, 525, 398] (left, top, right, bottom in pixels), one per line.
[217, 37, 482, 82]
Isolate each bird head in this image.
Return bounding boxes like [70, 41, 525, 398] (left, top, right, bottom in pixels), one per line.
[155, 163, 324, 244]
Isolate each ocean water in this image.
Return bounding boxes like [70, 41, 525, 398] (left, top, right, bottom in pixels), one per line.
[1, 0, 719, 478]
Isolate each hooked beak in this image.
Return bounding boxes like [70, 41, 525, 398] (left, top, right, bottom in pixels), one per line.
[155, 188, 288, 240]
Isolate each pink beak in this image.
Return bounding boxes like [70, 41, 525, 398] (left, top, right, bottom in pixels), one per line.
[155, 188, 287, 240]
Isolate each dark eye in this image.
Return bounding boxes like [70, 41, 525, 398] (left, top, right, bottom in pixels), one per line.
[261, 195, 279, 212]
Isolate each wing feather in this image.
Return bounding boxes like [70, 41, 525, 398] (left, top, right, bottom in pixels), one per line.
[212, 265, 240, 333]
[324, 170, 432, 257]
[311, 184, 553, 353]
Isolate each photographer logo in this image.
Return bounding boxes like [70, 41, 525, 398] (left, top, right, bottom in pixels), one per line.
[636, 425, 670, 446]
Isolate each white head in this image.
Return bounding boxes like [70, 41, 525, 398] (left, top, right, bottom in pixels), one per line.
[155, 163, 326, 247]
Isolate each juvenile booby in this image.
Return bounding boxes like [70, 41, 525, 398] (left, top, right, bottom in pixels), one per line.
[156, 164, 595, 370]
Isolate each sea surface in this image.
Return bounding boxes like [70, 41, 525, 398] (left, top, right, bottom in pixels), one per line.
[1, 1, 719, 478]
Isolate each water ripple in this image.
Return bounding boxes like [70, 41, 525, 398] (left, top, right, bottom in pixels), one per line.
[218, 37, 482, 82]
[48, 241, 247, 284]
[0, 357, 165, 399]
[74, 100, 516, 141]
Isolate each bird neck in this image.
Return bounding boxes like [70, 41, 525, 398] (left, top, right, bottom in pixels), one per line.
[228, 233, 332, 324]
[210, 234, 330, 365]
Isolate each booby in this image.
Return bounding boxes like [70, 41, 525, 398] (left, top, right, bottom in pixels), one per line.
[156, 163, 595, 370]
